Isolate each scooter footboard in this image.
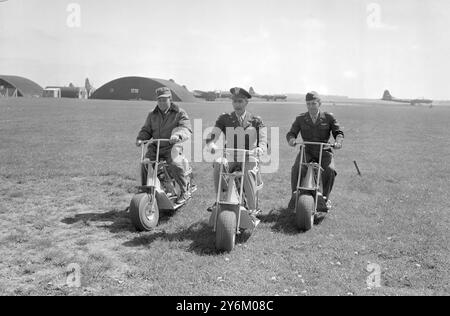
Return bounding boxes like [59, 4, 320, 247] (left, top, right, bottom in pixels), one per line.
[155, 189, 174, 211]
[239, 208, 258, 230]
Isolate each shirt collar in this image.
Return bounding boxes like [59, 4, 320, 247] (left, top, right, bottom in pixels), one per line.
[153, 103, 180, 114]
[235, 110, 247, 121]
[309, 110, 321, 120]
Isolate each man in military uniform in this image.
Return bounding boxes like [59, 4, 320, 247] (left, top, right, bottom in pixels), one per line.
[136, 87, 192, 204]
[206, 87, 267, 212]
[286, 91, 344, 210]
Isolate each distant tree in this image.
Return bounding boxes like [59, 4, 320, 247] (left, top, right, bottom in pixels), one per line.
[169, 79, 175, 83]
[69, 82, 75, 88]
[85, 78, 92, 95]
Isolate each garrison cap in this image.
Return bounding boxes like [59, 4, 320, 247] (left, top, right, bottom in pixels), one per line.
[230, 87, 252, 99]
[306, 91, 321, 102]
[155, 87, 172, 99]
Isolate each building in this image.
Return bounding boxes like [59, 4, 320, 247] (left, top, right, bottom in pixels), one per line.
[45, 86, 82, 99]
[0, 75, 43, 97]
[42, 87, 62, 98]
[90, 76, 196, 102]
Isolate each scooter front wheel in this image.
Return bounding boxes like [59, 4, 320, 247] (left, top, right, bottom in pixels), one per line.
[295, 193, 315, 231]
[215, 210, 236, 252]
[130, 193, 159, 231]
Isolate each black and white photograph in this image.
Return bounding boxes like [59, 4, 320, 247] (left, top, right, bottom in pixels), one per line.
[0, 0, 449, 300]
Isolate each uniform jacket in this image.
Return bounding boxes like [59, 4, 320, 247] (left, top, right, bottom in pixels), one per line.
[137, 103, 192, 153]
[286, 111, 344, 155]
[206, 111, 267, 151]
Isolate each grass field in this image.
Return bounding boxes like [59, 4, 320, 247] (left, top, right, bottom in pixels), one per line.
[0, 97, 449, 296]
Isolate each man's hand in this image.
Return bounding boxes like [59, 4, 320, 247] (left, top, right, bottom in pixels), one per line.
[334, 136, 343, 150]
[254, 147, 264, 157]
[169, 135, 181, 144]
[136, 139, 143, 147]
[288, 138, 297, 147]
[208, 142, 218, 154]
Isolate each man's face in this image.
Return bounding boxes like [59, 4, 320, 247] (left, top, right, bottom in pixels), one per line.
[232, 97, 248, 112]
[157, 97, 171, 111]
[306, 100, 320, 115]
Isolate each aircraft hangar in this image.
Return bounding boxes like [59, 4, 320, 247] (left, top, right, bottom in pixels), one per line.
[90, 76, 196, 102]
[0, 75, 43, 97]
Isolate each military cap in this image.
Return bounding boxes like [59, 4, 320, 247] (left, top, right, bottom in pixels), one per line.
[230, 87, 252, 99]
[306, 91, 320, 102]
[156, 87, 172, 99]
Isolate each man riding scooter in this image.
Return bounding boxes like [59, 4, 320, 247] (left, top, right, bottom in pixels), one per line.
[136, 87, 192, 204]
[206, 87, 267, 214]
[287, 91, 344, 210]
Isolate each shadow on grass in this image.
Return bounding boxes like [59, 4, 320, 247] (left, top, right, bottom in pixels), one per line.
[122, 221, 219, 256]
[122, 220, 253, 256]
[62, 207, 133, 233]
[61, 207, 176, 233]
[259, 208, 326, 234]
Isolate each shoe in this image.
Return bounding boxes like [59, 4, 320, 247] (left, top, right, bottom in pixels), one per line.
[326, 199, 332, 210]
[207, 202, 217, 213]
[249, 209, 262, 216]
[175, 192, 190, 205]
[318, 196, 331, 213]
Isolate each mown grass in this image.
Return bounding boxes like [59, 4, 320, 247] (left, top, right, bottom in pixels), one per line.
[0, 98, 449, 296]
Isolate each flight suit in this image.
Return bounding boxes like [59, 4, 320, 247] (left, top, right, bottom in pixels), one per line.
[137, 103, 192, 192]
[286, 111, 344, 199]
[206, 111, 267, 210]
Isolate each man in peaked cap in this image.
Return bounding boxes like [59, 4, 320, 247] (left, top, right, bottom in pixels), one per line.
[136, 87, 192, 204]
[205, 87, 268, 213]
[286, 91, 344, 210]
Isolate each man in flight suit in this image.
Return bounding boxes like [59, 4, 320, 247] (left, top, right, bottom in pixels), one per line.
[206, 87, 267, 213]
[136, 87, 192, 204]
[286, 91, 344, 210]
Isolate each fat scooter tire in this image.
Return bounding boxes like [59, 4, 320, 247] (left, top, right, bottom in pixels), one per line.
[216, 210, 236, 252]
[130, 193, 159, 231]
[295, 193, 315, 231]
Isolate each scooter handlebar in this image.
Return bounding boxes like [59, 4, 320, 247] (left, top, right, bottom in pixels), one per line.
[139, 139, 171, 145]
[294, 141, 335, 149]
[215, 147, 262, 158]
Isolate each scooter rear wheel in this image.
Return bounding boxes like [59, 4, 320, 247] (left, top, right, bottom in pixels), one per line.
[130, 193, 159, 231]
[295, 193, 315, 231]
[216, 210, 236, 252]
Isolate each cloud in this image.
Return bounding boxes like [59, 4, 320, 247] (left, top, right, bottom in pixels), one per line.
[343, 70, 358, 79]
[368, 22, 399, 31]
[301, 17, 325, 31]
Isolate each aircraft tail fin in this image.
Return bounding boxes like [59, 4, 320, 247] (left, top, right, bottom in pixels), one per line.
[382, 90, 393, 101]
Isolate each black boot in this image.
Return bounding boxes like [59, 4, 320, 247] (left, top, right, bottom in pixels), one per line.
[288, 194, 296, 209]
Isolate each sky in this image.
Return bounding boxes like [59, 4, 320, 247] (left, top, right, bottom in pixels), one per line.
[1, 0, 450, 99]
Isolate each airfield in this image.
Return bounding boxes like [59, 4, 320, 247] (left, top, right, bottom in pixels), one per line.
[0, 97, 449, 296]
